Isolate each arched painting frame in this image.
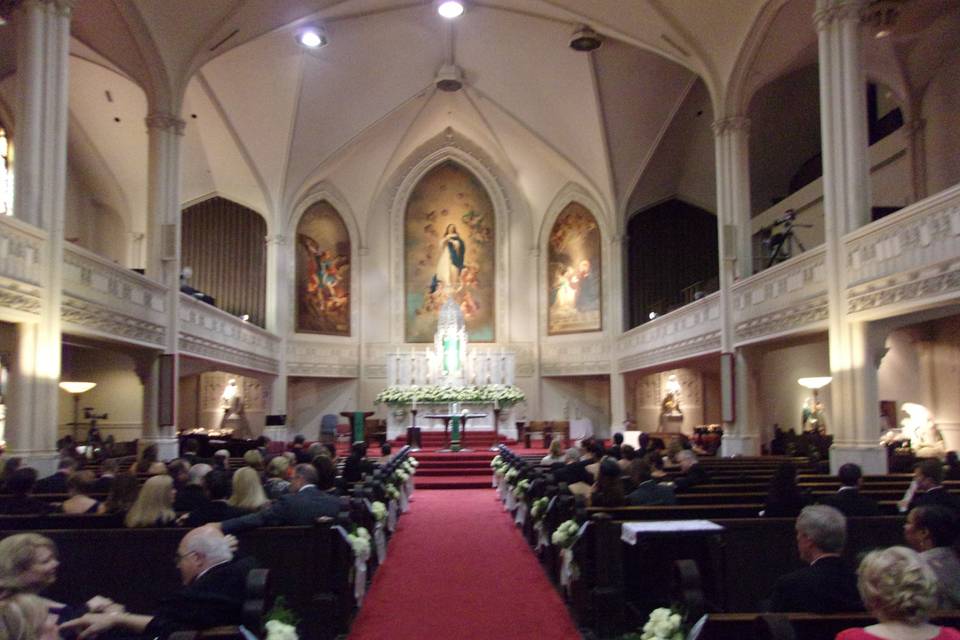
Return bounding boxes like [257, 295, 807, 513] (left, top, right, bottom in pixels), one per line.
[404, 160, 496, 343]
[547, 202, 602, 335]
[295, 200, 351, 335]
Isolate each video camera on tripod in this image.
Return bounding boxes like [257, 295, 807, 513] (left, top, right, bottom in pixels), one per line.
[760, 208, 812, 267]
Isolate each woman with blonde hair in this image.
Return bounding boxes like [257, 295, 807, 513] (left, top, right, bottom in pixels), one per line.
[263, 455, 290, 500]
[124, 474, 176, 527]
[836, 546, 960, 640]
[0, 593, 58, 640]
[227, 467, 268, 512]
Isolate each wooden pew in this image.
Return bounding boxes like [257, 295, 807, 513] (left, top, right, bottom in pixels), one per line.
[694, 612, 960, 640]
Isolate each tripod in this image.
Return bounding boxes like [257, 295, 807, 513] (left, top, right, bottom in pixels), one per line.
[764, 218, 811, 267]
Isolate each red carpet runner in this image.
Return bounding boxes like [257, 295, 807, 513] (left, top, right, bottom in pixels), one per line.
[348, 489, 582, 640]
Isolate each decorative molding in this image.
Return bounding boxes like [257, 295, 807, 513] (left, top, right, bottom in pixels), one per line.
[145, 112, 186, 136]
[711, 116, 750, 137]
[540, 340, 611, 376]
[287, 340, 360, 378]
[179, 296, 281, 374]
[0, 216, 46, 287]
[735, 296, 829, 342]
[617, 295, 722, 372]
[618, 331, 722, 373]
[178, 334, 279, 374]
[0, 282, 42, 317]
[847, 259, 960, 317]
[61, 296, 166, 346]
[813, 0, 867, 31]
[63, 244, 167, 315]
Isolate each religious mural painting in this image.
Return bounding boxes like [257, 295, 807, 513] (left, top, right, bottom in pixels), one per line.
[548, 202, 602, 335]
[404, 161, 496, 343]
[295, 201, 350, 335]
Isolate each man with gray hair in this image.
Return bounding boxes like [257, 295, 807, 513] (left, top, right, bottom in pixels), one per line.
[766, 505, 863, 612]
[672, 449, 708, 491]
[62, 525, 255, 638]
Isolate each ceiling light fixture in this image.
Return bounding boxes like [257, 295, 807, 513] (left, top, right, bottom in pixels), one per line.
[864, 0, 901, 39]
[569, 26, 603, 52]
[296, 25, 327, 48]
[435, 64, 464, 92]
[437, 1, 465, 19]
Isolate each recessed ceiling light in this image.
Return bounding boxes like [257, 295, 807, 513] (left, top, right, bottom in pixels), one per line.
[297, 26, 327, 48]
[437, 1, 465, 19]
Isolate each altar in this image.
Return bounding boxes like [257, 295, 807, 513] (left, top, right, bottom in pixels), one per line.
[376, 294, 524, 441]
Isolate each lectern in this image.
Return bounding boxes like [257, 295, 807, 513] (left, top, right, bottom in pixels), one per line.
[340, 411, 374, 444]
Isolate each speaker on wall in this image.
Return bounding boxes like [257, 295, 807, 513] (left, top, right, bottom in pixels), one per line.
[266, 414, 287, 426]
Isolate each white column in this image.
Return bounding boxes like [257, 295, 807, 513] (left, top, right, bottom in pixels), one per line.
[5, 0, 73, 473]
[815, 0, 887, 473]
[264, 234, 289, 442]
[713, 116, 758, 455]
[608, 234, 627, 433]
[906, 118, 927, 202]
[142, 112, 185, 456]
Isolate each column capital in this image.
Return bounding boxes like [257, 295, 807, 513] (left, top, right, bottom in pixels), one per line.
[813, 0, 867, 32]
[7, 0, 75, 17]
[711, 116, 750, 137]
[265, 234, 287, 247]
[145, 112, 186, 136]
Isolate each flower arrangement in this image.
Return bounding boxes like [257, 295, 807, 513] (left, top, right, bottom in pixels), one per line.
[347, 527, 371, 559]
[408, 457, 419, 467]
[531, 497, 549, 521]
[490, 455, 503, 469]
[551, 519, 580, 549]
[504, 468, 519, 484]
[371, 501, 387, 522]
[384, 485, 400, 500]
[402, 460, 415, 474]
[513, 479, 531, 499]
[263, 596, 299, 640]
[375, 384, 525, 406]
[393, 469, 409, 484]
[638, 607, 684, 640]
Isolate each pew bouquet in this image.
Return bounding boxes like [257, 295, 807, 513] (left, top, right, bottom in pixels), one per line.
[371, 501, 387, 522]
[348, 527, 372, 559]
[636, 607, 684, 640]
[490, 455, 504, 469]
[385, 485, 400, 500]
[551, 519, 580, 548]
[530, 497, 549, 521]
[505, 468, 519, 484]
[263, 597, 299, 640]
[513, 478, 531, 499]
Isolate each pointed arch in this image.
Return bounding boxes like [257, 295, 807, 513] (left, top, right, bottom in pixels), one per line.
[540, 184, 610, 338]
[289, 181, 361, 339]
[375, 128, 517, 344]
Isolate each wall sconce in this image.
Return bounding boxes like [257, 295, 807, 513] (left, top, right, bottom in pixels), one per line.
[59, 381, 96, 443]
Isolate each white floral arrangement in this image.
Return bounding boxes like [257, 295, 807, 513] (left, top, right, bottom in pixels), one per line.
[265, 619, 298, 640]
[393, 469, 409, 484]
[374, 384, 525, 406]
[384, 485, 400, 500]
[490, 455, 503, 469]
[551, 519, 580, 549]
[513, 479, 531, 499]
[531, 497, 549, 521]
[640, 608, 684, 640]
[402, 460, 415, 474]
[504, 468, 519, 484]
[371, 501, 387, 522]
[408, 457, 419, 467]
[347, 527, 371, 559]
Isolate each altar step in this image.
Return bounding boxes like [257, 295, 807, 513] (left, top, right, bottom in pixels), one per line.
[409, 449, 497, 490]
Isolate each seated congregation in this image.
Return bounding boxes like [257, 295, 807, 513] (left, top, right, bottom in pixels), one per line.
[0, 437, 412, 640]
[496, 436, 960, 639]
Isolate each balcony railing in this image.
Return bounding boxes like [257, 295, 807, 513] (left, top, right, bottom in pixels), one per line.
[179, 294, 281, 373]
[617, 293, 721, 372]
[0, 215, 46, 287]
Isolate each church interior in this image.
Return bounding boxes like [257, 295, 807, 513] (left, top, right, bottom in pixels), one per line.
[2, 0, 960, 638]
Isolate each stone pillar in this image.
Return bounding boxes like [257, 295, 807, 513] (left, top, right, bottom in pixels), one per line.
[713, 116, 757, 455]
[4, 0, 73, 473]
[906, 118, 927, 202]
[143, 112, 185, 456]
[608, 234, 627, 433]
[264, 234, 289, 442]
[815, 0, 887, 473]
[133, 352, 176, 460]
[722, 347, 762, 456]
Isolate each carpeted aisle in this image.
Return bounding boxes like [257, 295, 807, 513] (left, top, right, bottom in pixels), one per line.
[348, 489, 582, 640]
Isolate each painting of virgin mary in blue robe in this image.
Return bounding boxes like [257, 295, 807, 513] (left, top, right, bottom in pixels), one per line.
[405, 161, 496, 343]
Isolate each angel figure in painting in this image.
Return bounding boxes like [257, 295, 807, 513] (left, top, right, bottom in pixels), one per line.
[431, 224, 466, 293]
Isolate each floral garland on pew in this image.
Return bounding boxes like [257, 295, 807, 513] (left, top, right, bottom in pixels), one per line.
[531, 496, 550, 551]
[370, 500, 388, 562]
[346, 526, 372, 605]
[623, 607, 686, 640]
[551, 519, 582, 591]
[263, 597, 299, 640]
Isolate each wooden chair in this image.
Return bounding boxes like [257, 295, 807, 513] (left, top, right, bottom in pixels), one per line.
[525, 421, 546, 448]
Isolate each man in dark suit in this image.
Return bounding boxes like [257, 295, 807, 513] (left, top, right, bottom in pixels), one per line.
[766, 505, 863, 613]
[626, 459, 676, 506]
[672, 450, 708, 491]
[218, 464, 342, 534]
[0, 468, 53, 514]
[62, 526, 253, 638]
[34, 457, 78, 494]
[909, 458, 960, 512]
[92, 458, 119, 494]
[819, 463, 880, 516]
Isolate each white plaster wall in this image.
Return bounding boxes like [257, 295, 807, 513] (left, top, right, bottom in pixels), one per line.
[289, 378, 359, 441]
[58, 348, 142, 442]
[628, 368, 708, 434]
[540, 376, 610, 437]
[923, 48, 960, 196]
[756, 338, 831, 434]
[877, 329, 925, 411]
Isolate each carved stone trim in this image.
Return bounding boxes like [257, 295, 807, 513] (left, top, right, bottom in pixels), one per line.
[618, 331, 722, 373]
[178, 334, 279, 374]
[0, 283, 42, 316]
[735, 296, 829, 341]
[847, 259, 960, 315]
[813, 0, 866, 31]
[711, 116, 750, 137]
[145, 113, 186, 136]
[61, 297, 166, 346]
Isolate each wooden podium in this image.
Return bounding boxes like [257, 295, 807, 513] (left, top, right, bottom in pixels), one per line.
[340, 411, 374, 444]
[424, 412, 486, 452]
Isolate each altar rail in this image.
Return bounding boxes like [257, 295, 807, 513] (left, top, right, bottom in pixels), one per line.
[179, 294, 281, 374]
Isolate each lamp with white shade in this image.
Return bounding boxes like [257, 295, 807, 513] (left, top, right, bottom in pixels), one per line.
[59, 381, 96, 443]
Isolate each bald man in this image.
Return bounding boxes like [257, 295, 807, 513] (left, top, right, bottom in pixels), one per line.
[61, 526, 254, 639]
